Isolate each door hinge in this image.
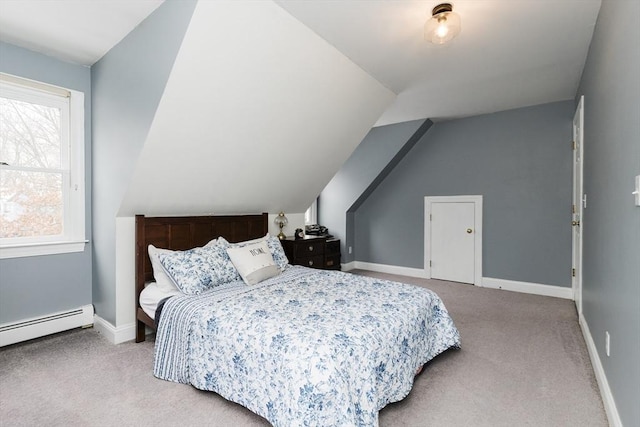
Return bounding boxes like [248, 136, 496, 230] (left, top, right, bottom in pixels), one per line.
[430, 260, 432, 267]
[430, 214, 432, 221]
[572, 140, 576, 150]
[572, 268, 576, 277]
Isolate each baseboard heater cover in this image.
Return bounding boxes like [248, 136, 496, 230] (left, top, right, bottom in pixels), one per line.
[0, 304, 94, 347]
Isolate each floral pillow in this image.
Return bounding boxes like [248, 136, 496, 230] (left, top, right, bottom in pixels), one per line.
[265, 235, 289, 271]
[158, 248, 214, 295]
[201, 242, 242, 285]
[149, 238, 218, 293]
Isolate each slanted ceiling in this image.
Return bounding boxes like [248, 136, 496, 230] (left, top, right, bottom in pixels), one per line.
[118, 1, 394, 217]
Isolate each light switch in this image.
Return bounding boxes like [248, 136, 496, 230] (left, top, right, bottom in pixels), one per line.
[634, 175, 640, 207]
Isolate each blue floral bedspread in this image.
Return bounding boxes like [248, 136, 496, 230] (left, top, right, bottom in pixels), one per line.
[154, 266, 460, 427]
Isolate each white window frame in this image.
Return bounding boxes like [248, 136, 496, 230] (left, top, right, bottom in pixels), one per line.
[0, 74, 86, 259]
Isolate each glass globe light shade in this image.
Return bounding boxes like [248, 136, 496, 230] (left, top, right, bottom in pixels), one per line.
[425, 5, 461, 44]
[274, 212, 288, 226]
[274, 212, 288, 240]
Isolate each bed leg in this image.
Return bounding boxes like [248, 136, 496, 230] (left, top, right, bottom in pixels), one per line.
[135, 320, 146, 343]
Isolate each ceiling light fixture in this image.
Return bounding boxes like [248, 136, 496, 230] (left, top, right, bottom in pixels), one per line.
[425, 3, 461, 45]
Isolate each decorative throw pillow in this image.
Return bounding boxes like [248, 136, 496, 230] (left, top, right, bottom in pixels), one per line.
[226, 240, 280, 285]
[219, 234, 289, 271]
[148, 245, 180, 293]
[158, 247, 214, 295]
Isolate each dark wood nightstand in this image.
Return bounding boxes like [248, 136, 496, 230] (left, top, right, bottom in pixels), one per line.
[280, 236, 341, 270]
[324, 238, 341, 270]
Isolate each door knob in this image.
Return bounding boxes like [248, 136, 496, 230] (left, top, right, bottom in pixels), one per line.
[466, 228, 473, 234]
[572, 221, 581, 226]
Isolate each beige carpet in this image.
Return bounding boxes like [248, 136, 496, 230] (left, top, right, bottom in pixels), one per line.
[0, 270, 607, 427]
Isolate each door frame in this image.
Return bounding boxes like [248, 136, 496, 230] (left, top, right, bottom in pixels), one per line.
[572, 96, 585, 315]
[424, 195, 483, 286]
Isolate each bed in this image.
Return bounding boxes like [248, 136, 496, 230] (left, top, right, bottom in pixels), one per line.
[135, 214, 460, 426]
[135, 213, 270, 342]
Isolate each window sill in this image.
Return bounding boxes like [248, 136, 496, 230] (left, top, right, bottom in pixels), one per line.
[0, 240, 88, 259]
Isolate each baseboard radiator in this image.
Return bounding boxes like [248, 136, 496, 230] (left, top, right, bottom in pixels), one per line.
[0, 304, 94, 347]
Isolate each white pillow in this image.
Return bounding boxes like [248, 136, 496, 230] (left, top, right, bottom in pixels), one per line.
[226, 240, 280, 285]
[219, 234, 288, 271]
[148, 245, 180, 292]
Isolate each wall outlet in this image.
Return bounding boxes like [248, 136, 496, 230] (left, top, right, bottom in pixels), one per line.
[348, 246, 352, 254]
[605, 331, 610, 357]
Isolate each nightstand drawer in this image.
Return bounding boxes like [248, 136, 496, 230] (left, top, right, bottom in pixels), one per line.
[324, 254, 341, 270]
[326, 239, 340, 256]
[293, 240, 325, 258]
[299, 255, 325, 269]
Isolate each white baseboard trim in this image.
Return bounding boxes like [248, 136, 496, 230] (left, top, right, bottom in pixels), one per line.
[348, 262, 573, 300]
[93, 315, 135, 344]
[341, 261, 356, 271]
[351, 261, 428, 279]
[579, 313, 622, 427]
[482, 277, 573, 300]
[0, 304, 94, 347]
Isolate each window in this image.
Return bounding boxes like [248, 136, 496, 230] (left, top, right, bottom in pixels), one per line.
[304, 198, 318, 225]
[0, 73, 85, 258]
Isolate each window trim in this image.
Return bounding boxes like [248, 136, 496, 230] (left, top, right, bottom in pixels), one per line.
[1, 240, 88, 259]
[0, 74, 86, 259]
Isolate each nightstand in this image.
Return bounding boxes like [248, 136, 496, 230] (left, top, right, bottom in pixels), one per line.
[280, 236, 341, 271]
[324, 238, 341, 270]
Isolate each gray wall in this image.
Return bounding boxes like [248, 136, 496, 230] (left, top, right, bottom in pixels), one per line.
[91, 0, 196, 324]
[355, 101, 574, 287]
[319, 119, 428, 263]
[0, 42, 92, 323]
[576, 0, 640, 424]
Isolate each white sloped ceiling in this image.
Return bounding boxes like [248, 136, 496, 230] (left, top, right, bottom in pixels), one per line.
[118, 0, 395, 217]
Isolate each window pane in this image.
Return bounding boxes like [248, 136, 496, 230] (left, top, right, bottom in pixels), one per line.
[0, 97, 61, 169]
[0, 169, 63, 238]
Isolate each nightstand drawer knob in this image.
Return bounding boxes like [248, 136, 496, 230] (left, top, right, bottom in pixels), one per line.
[308, 246, 314, 251]
[308, 260, 314, 266]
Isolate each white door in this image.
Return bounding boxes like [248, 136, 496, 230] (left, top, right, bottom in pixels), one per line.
[572, 96, 584, 315]
[426, 196, 482, 284]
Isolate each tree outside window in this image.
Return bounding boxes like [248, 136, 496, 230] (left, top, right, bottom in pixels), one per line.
[1, 96, 65, 238]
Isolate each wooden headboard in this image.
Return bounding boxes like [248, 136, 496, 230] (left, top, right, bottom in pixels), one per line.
[135, 213, 268, 342]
